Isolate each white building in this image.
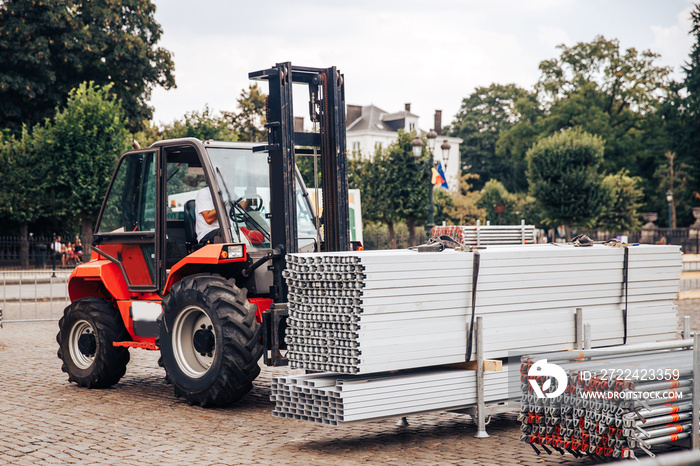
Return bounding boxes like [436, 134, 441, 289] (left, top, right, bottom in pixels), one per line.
[346, 103, 463, 190]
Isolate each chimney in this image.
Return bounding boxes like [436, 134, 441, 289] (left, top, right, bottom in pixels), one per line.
[405, 103, 411, 112]
[294, 116, 304, 132]
[434, 110, 442, 136]
[346, 105, 362, 126]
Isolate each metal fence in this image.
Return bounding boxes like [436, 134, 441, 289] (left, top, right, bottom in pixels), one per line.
[364, 227, 700, 253]
[582, 228, 700, 254]
[0, 270, 71, 323]
[363, 230, 429, 250]
[0, 236, 55, 270]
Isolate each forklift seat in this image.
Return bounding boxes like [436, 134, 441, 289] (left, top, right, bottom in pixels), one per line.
[184, 199, 198, 251]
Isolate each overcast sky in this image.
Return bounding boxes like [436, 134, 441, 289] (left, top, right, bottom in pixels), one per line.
[149, 0, 695, 131]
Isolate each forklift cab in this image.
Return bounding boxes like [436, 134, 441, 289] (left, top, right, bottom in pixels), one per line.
[93, 138, 319, 294]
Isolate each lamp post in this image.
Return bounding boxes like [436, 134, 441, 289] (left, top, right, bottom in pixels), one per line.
[412, 130, 438, 230]
[440, 139, 451, 172]
[666, 189, 673, 235]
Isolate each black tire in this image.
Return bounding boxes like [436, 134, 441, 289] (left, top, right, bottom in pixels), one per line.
[56, 297, 131, 388]
[157, 274, 262, 407]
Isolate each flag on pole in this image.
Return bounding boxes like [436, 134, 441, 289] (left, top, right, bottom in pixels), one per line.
[431, 167, 444, 186]
[433, 161, 448, 189]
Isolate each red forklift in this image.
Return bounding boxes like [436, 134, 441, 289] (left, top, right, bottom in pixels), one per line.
[56, 63, 352, 406]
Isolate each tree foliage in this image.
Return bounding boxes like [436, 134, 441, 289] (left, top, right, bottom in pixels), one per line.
[476, 179, 519, 225]
[526, 128, 609, 239]
[660, 4, 700, 225]
[470, 179, 541, 227]
[493, 36, 672, 208]
[434, 174, 485, 226]
[224, 84, 267, 142]
[653, 151, 694, 228]
[536, 36, 670, 114]
[160, 106, 236, 142]
[348, 130, 429, 245]
[0, 131, 48, 226]
[0, 131, 52, 266]
[348, 149, 393, 227]
[596, 169, 644, 232]
[536, 36, 670, 179]
[35, 82, 130, 247]
[447, 84, 532, 192]
[0, 0, 175, 133]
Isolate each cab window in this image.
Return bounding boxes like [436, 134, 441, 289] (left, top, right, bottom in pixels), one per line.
[97, 152, 156, 233]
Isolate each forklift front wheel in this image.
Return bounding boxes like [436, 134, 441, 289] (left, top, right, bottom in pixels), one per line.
[157, 274, 262, 407]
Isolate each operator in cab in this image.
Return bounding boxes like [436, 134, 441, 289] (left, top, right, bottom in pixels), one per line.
[195, 187, 255, 245]
[195, 187, 220, 244]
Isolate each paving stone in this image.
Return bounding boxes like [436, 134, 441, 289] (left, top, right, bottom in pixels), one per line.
[1, 300, 697, 464]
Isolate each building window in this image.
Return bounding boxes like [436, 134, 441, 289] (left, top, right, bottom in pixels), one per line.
[352, 142, 360, 153]
[409, 123, 415, 131]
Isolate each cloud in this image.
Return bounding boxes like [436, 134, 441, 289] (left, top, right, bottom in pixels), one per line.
[149, 0, 694, 128]
[537, 26, 572, 51]
[651, 4, 694, 75]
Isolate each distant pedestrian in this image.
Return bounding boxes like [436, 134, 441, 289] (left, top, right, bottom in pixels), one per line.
[52, 236, 63, 265]
[65, 243, 78, 266]
[60, 243, 68, 267]
[74, 239, 84, 263]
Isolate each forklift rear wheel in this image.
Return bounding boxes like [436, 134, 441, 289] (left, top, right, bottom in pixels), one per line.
[157, 274, 262, 407]
[56, 297, 131, 388]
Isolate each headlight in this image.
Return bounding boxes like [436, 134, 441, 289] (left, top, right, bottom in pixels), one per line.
[220, 244, 245, 260]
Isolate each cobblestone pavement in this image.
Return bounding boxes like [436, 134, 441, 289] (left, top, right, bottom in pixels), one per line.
[1, 300, 698, 465]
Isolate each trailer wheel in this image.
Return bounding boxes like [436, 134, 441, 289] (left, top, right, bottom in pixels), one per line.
[157, 274, 262, 407]
[56, 297, 130, 388]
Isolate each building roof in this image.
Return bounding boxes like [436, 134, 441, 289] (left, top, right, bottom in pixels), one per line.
[346, 105, 418, 133]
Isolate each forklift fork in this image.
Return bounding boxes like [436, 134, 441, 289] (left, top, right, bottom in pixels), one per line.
[262, 303, 288, 366]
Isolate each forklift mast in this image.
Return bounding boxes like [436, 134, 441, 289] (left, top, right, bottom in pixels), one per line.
[250, 63, 351, 302]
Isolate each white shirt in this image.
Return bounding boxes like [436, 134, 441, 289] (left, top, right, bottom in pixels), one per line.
[195, 188, 220, 242]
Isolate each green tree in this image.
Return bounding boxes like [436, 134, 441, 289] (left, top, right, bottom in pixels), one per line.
[537, 36, 670, 116]
[225, 84, 267, 142]
[160, 106, 236, 142]
[659, 83, 699, 226]
[348, 150, 395, 243]
[0, 133, 50, 266]
[661, 5, 700, 225]
[471, 179, 540, 227]
[0, 0, 175, 133]
[382, 130, 430, 245]
[348, 131, 429, 246]
[513, 193, 544, 229]
[654, 151, 694, 228]
[498, 36, 672, 198]
[434, 174, 485, 226]
[596, 169, 644, 232]
[476, 179, 519, 225]
[447, 84, 532, 192]
[36, 82, 130, 251]
[526, 128, 609, 240]
[0, 0, 81, 134]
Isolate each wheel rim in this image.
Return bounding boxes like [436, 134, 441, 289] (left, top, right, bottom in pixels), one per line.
[68, 319, 96, 370]
[172, 305, 215, 378]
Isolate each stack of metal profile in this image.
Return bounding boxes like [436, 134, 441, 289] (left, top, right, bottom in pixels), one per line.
[271, 365, 514, 426]
[519, 342, 694, 459]
[431, 221, 537, 246]
[284, 249, 473, 373]
[284, 244, 681, 375]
